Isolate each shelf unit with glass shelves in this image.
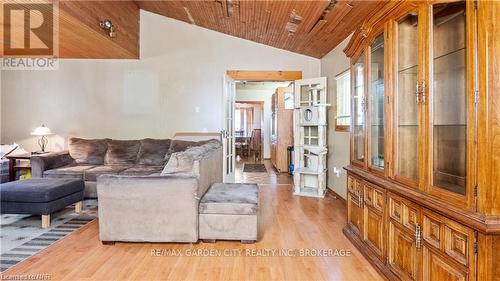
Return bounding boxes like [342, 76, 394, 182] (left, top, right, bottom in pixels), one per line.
[341, 1, 500, 280]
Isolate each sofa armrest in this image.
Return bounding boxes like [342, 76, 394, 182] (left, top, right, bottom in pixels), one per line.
[96, 174, 201, 242]
[197, 147, 223, 197]
[31, 151, 73, 178]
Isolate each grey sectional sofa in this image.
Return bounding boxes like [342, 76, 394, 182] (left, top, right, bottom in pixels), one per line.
[31, 137, 221, 198]
[32, 136, 222, 243]
[98, 145, 222, 243]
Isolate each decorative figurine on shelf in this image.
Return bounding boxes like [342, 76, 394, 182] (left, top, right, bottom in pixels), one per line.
[31, 124, 53, 154]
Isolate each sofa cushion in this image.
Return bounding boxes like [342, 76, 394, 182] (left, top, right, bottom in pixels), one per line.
[84, 165, 131, 181]
[105, 140, 141, 165]
[43, 164, 95, 180]
[169, 139, 213, 153]
[137, 138, 171, 166]
[199, 183, 259, 215]
[69, 138, 108, 165]
[0, 178, 84, 203]
[119, 165, 164, 176]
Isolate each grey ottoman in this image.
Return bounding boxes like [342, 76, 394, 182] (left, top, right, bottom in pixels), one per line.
[0, 178, 84, 228]
[199, 183, 259, 243]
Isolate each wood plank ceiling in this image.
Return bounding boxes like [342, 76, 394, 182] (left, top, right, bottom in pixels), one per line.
[137, 0, 386, 58]
[1, 0, 140, 59]
[2, 0, 385, 59]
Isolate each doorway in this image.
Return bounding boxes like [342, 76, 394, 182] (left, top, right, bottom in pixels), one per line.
[222, 71, 302, 183]
[234, 101, 264, 162]
[235, 81, 290, 161]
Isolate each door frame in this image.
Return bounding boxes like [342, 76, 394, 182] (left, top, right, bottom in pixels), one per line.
[223, 70, 302, 182]
[227, 70, 302, 81]
[235, 101, 265, 160]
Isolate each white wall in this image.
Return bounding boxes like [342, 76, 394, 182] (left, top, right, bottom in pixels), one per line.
[321, 35, 352, 200]
[0, 10, 320, 152]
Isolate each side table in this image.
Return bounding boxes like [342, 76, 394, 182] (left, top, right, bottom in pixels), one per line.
[6, 153, 38, 182]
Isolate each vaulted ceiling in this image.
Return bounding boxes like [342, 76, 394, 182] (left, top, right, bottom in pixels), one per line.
[2, 0, 386, 59]
[138, 0, 386, 58]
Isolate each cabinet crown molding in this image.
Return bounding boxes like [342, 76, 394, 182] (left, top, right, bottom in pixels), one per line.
[344, 1, 408, 58]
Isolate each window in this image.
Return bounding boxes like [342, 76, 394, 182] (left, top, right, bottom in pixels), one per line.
[335, 69, 351, 131]
[235, 107, 254, 137]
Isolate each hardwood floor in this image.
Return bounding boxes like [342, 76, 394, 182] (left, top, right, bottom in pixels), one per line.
[5, 183, 382, 280]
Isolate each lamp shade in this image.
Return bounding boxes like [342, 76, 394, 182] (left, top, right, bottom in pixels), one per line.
[31, 125, 52, 136]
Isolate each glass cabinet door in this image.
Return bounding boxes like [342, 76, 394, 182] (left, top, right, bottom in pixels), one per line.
[431, 1, 467, 196]
[352, 53, 365, 164]
[369, 34, 385, 170]
[394, 12, 420, 186]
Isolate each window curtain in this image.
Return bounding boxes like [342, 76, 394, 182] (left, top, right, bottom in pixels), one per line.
[235, 107, 254, 137]
[245, 108, 254, 137]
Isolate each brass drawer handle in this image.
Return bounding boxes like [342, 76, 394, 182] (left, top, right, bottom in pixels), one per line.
[415, 224, 422, 249]
[415, 81, 421, 105]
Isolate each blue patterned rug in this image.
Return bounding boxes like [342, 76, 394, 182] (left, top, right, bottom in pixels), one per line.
[0, 200, 97, 272]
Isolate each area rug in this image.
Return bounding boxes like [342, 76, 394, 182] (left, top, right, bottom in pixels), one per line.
[243, 163, 268, 173]
[0, 200, 98, 272]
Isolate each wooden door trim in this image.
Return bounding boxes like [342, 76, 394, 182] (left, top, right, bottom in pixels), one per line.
[424, 1, 475, 211]
[365, 28, 387, 178]
[418, 3, 431, 198]
[236, 101, 265, 106]
[350, 49, 369, 169]
[390, 12, 421, 190]
[384, 21, 394, 179]
[226, 70, 302, 81]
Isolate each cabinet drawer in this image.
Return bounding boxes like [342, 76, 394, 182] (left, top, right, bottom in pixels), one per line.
[422, 209, 475, 267]
[422, 211, 442, 249]
[364, 183, 385, 212]
[347, 175, 363, 195]
[347, 175, 355, 193]
[388, 193, 419, 233]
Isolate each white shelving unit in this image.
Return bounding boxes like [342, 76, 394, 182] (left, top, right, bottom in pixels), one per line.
[293, 77, 328, 198]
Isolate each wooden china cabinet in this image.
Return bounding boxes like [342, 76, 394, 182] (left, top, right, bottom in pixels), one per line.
[343, 1, 500, 280]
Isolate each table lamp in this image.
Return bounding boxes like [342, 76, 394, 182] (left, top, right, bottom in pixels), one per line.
[31, 124, 53, 153]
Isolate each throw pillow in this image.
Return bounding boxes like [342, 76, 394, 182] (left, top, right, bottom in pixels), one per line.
[161, 140, 222, 177]
[169, 139, 215, 153]
[161, 152, 200, 177]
